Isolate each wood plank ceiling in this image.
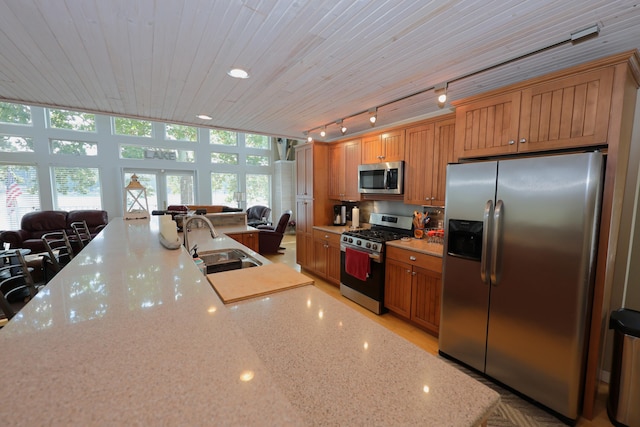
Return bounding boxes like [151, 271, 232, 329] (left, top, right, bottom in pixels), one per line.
[0, 0, 639, 141]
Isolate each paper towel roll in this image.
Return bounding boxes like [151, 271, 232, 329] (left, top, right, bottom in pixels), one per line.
[160, 218, 179, 242]
[352, 207, 359, 228]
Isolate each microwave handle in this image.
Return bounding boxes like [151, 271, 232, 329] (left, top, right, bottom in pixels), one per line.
[383, 169, 389, 189]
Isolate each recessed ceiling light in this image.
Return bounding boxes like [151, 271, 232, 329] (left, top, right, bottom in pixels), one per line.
[196, 114, 212, 120]
[227, 68, 249, 79]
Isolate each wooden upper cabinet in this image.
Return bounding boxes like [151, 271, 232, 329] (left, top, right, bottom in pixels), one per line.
[329, 139, 361, 201]
[455, 67, 614, 160]
[295, 144, 314, 198]
[518, 67, 613, 152]
[404, 116, 455, 206]
[455, 92, 521, 159]
[361, 129, 405, 164]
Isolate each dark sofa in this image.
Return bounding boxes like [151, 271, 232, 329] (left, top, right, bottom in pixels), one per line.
[0, 210, 108, 253]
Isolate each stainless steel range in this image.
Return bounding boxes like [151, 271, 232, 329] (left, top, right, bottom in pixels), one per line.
[340, 213, 413, 314]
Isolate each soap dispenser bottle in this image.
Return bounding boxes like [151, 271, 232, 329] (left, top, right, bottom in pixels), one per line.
[192, 245, 206, 275]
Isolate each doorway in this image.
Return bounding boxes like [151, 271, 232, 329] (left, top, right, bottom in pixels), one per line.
[123, 168, 195, 211]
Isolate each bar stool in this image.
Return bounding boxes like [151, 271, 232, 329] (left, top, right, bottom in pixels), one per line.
[0, 250, 38, 322]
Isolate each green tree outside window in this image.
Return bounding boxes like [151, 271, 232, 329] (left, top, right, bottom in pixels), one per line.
[0, 102, 32, 125]
[49, 109, 96, 131]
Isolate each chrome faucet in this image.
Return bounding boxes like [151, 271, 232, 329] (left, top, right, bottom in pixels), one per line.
[183, 215, 218, 254]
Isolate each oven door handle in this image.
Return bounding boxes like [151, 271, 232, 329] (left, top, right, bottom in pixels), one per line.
[341, 245, 382, 263]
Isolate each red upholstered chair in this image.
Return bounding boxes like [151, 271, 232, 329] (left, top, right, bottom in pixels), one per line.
[257, 211, 291, 254]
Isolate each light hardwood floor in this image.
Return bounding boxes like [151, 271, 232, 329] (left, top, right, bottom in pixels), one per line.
[264, 234, 612, 427]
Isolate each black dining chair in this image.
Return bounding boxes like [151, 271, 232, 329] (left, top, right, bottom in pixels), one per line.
[0, 250, 38, 322]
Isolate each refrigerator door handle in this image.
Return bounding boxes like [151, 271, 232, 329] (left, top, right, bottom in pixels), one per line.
[490, 199, 504, 285]
[480, 200, 494, 284]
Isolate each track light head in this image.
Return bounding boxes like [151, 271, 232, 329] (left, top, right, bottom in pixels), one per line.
[337, 120, 347, 135]
[320, 126, 326, 138]
[435, 82, 448, 108]
[368, 108, 377, 126]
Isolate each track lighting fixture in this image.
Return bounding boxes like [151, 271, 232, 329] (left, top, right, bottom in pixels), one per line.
[435, 83, 448, 108]
[368, 108, 377, 126]
[303, 24, 599, 140]
[337, 120, 347, 135]
[303, 131, 312, 143]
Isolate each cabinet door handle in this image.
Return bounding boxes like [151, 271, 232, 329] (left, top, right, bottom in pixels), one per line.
[508, 140, 515, 145]
[519, 138, 527, 143]
[412, 271, 417, 276]
[406, 269, 412, 274]
[409, 256, 416, 261]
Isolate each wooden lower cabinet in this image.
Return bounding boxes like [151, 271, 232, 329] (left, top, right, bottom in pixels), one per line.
[312, 229, 341, 285]
[226, 231, 259, 252]
[385, 246, 442, 336]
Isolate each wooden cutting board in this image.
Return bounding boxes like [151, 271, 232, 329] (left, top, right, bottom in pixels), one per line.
[206, 263, 314, 303]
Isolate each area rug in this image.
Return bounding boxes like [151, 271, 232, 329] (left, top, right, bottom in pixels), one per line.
[440, 357, 566, 427]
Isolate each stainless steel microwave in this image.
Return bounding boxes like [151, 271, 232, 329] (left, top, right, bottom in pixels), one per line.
[358, 161, 404, 194]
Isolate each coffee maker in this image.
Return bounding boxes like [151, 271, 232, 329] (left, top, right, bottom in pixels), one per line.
[333, 204, 347, 226]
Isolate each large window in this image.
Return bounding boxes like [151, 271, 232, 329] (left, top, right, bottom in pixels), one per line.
[0, 102, 32, 125]
[113, 117, 153, 137]
[119, 145, 195, 163]
[165, 124, 197, 142]
[246, 174, 270, 207]
[211, 152, 238, 164]
[52, 167, 102, 210]
[211, 173, 238, 206]
[1, 165, 40, 230]
[48, 109, 96, 132]
[1, 135, 34, 152]
[245, 134, 269, 149]
[0, 101, 280, 221]
[210, 130, 237, 145]
[50, 139, 98, 156]
[124, 170, 194, 211]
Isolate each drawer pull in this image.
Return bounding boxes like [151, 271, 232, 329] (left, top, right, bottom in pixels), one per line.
[409, 256, 417, 261]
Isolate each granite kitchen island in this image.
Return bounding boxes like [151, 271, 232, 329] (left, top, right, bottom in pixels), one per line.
[0, 217, 499, 426]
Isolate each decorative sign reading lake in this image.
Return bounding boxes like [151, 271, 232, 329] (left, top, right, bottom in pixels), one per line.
[144, 149, 177, 160]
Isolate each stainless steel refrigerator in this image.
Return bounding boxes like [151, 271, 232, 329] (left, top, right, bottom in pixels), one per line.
[439, 152, 604, 422]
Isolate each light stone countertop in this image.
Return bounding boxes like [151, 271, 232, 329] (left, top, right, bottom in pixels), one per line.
[386, 237, 445, 257]
[0, 217, 498, 426]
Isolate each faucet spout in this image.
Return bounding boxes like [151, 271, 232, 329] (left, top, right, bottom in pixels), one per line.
[183, 215, 219, 254]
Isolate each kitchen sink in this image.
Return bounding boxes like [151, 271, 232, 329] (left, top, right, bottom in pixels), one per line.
[198, 249, 262, 274]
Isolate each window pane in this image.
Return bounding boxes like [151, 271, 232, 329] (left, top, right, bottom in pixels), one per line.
[52, 167, 102, 210]
[119, 145, 195, 163]
[50, 139, 98, 156]
[210, 130, 237, 145]
[211, 152, 238, 164]
[165, 124, 197, 141]
[211, 172, 237, 206]
[245, 134, 269, 149]
[114, 117, 152, 137]
[124, 172, 157, 211]
[166, 174, 194, 206]
[246, 154, 269, 166]
[1, 165, 40, 230]
[48, 108, 96, 131]
[0, 102, 32, 125]
[1, 135, 34, 152]
[246, 174, 270, 207]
